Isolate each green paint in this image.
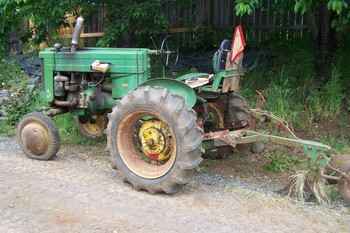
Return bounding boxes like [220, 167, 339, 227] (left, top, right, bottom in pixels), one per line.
[39, 47, 150, 104]
[111, 74, 138, 99]
[39, 46, 198, 117]
[39, 45, 237, 111]
[141, 78, 197, 108]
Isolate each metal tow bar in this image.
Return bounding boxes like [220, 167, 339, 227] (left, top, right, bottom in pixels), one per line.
[203, 109, 350, 184]
[203, 108, 331, 152]
[203, 129, 331, 152]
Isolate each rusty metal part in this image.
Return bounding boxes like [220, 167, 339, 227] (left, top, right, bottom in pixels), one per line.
[21, 122, 49, 156]
[249, 108, 298, 139]
[117, 112, 177, 179]
[45, 108, 66, 117]
[198, 101, 225, 132]
[207, 102, 225, 129]
[235, 130, 330, 151]
[54, 99, 78, 107]
[203, 129, 331, 152]
[225, 93, 251, 130]
[203, 130, 238, 147]
[78, 115, 107, 138]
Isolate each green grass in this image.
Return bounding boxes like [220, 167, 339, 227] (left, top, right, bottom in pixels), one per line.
[241, 37, 350, 132]
[306, 67, 345, 122]
[320, 135, 350, 152]
[264, 152, 302, 173]
[0, 120, 15, 136]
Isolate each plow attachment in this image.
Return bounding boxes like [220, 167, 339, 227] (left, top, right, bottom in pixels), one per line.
[203, 108, 332, 154]
[203, 108, 350, 204]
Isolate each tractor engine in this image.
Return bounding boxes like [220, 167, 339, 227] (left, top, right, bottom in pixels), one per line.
[52, 72, 113, 114]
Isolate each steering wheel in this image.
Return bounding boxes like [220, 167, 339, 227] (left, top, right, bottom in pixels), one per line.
[160, 35, 179, 68]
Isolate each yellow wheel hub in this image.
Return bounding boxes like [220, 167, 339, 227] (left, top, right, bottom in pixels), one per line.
[138, 120, 172, 162]
[79, 115, 106, 138]
[82, 122, 102, 135]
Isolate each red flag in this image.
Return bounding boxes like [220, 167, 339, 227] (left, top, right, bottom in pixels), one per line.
[230, 25, 246, 63]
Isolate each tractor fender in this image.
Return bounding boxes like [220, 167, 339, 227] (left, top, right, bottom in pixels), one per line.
[140, 78, 197, 108]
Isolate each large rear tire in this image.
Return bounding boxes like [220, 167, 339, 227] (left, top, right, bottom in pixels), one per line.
[107, 86, 202, 194]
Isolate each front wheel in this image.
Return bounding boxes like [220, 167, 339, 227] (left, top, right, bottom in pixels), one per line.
[107, 86, 202, 194]
[17, 112, 60, 160]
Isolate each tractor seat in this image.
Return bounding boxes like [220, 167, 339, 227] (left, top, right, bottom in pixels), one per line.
[212, 39, 231, 73]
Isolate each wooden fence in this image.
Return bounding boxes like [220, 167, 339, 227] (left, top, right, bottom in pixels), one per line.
[162, 0, 307, 43]
[63, 0, 307, 46]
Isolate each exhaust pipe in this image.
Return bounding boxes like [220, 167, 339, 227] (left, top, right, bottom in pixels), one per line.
[71, 16, 84, 52]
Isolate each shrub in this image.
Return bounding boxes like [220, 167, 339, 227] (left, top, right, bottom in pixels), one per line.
[306, 67, 344, 121]
[264, 152, 302, 173]
[263, 69, 304, 126]
[0, 59, 44, 128]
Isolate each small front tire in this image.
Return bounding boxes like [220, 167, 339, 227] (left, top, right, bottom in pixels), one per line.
[17, 112, 60, 160]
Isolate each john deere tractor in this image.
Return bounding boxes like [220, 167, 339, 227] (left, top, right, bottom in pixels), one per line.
[17, 17, 350, 200]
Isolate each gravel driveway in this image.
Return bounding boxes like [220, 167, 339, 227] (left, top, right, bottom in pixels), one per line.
[0, 137, 349, 233]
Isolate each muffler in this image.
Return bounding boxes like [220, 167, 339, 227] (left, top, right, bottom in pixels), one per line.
[71, 16, 84, 52]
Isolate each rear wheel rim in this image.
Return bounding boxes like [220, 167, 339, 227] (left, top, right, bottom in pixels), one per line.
[79, 115, 106, 137]
[117, 111, 177, 179]
[206, 102, 225, 130]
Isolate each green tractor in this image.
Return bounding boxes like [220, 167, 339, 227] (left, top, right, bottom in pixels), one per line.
[17, 17, 350, 200]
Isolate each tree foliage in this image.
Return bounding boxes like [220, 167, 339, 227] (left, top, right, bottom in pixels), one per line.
[235, 0, 350, 80]
[0, 0, 167, 53]
[235, 0, 349, 15]
[96, 0, 168, 47]
[235, 0, 350, 30]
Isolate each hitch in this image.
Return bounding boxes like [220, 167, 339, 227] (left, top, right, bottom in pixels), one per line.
[203, 108, 331, 153]
[203, 108, 350, 193]
[203, 129, 331, 152]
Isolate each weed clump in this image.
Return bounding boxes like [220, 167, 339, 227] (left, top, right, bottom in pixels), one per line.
[306, 67, 345, 121]
[264, 152, 302, 173]
[0, 59, 43, 134]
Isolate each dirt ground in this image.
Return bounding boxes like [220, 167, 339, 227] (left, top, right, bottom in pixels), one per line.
[0, 136, 349, 233]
